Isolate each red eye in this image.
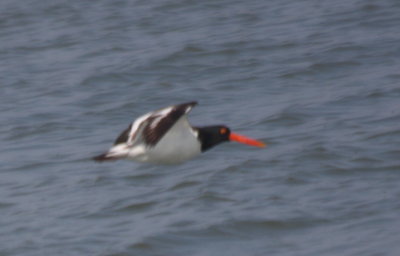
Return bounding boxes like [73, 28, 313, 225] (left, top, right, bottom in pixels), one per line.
[220, 128, 227, 134]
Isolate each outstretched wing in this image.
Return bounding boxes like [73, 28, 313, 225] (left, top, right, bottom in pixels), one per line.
[114, 101, 198, 146]
[142, 101, 197, 146]
[113, 124, 132, 145]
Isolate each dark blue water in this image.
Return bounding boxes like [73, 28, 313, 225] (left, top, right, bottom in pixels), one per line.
[1, 0, 400, 255]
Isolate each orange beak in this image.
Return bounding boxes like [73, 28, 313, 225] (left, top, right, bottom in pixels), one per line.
[229, 132, 266, 148]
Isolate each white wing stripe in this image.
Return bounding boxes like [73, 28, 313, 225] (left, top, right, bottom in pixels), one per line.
[128, 112, 151, 143]
[150, 107, 173, 129]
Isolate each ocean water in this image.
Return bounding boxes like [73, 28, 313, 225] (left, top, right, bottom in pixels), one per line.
[1, 0, 400, 255]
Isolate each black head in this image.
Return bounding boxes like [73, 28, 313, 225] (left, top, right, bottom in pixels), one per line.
[196, 125, 231, 152]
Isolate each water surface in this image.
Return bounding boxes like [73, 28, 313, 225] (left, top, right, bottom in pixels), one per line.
[1, 0, 400, 255]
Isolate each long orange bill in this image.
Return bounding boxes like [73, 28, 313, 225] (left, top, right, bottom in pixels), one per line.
[229, 132, 266, 148]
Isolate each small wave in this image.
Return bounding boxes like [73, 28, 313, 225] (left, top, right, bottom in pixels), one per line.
[126, 216, 329, 254]
[365, 128, 400, 141]
[116, 201, 156, 213]
[195, 191, 237, 203]
[309, 60, 360, 71]
[169, 180, 200, 191]
[0, 202, 15, 209]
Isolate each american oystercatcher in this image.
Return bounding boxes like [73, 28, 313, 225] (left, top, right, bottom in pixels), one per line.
[93, 101, 265, 164]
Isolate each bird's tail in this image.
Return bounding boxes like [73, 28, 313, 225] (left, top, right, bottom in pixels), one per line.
[92, 153, 120, 162]
[93, 144, 129, 162]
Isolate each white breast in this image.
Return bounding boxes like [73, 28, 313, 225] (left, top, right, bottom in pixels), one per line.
[127, 116, 201, 164]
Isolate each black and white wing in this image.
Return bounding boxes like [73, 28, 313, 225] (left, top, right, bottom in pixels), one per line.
[114, 101, 197, 147]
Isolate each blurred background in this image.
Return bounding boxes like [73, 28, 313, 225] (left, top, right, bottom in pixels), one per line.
[1, 0, 400, 255]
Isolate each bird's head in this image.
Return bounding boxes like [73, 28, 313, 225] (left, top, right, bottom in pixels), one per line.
[197, 125, 265, 152]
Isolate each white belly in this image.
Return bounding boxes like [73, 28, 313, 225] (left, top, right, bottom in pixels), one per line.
[128, 117, 201, 164]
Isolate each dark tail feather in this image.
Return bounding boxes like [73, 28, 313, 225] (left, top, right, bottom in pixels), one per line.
[92, 153, 119, 162]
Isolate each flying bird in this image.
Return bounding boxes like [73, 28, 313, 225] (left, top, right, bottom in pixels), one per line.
[93, 101, 265, 164]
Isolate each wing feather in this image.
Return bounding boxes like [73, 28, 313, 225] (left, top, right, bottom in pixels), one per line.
[142, 101, 197, 146]
[113, 101, 198, 146]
